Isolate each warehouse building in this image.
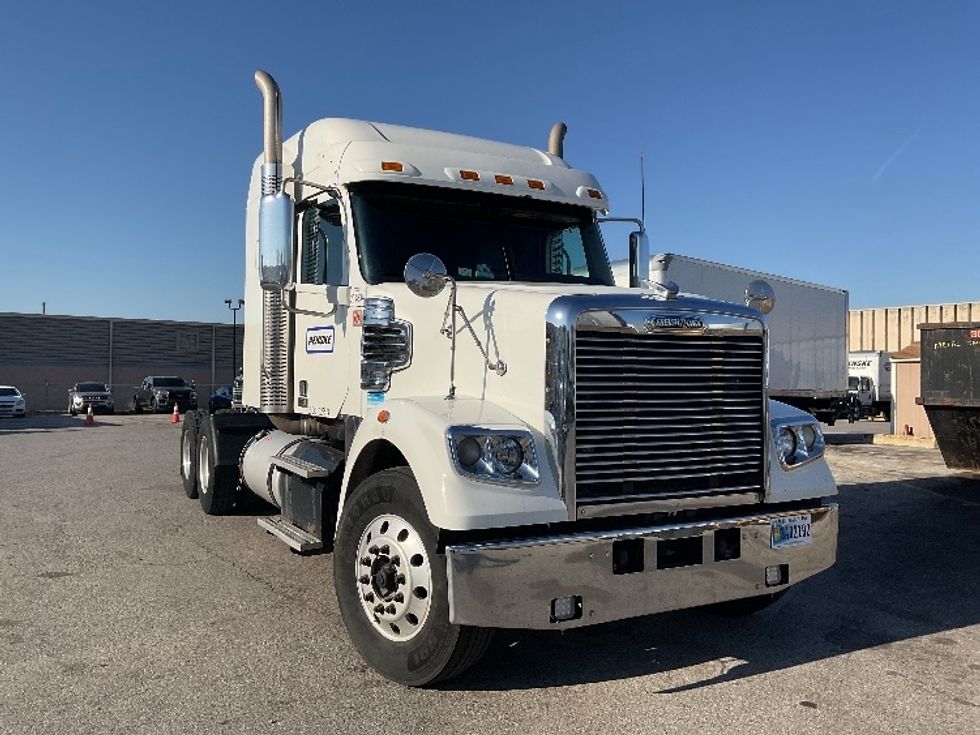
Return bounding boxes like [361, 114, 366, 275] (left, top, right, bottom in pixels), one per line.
[848, 301, 980, 352]
[0, 312, 243, 412]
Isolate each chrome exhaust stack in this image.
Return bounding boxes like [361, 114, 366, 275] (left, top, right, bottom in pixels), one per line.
[548, 121, 567, 159]
[254, 69, 293, 413]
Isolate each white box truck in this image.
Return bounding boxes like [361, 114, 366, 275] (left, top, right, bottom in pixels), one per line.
[847, 350, 892, 420]
[175, 71, 839, 686]
[612, 253, 849, 424]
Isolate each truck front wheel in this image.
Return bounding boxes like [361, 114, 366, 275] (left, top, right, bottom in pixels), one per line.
[334, 468, 492, 686]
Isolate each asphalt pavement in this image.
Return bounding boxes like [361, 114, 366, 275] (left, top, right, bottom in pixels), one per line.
[0, 414, 977, 734]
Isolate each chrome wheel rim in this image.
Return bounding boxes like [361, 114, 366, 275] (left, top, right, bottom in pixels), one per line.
[181, 432, 192, 478]
[198, 437, 210, 494]
[355, 514, 432, 642]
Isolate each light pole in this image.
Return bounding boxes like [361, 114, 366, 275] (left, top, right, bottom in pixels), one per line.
[224, 298, 244, 383]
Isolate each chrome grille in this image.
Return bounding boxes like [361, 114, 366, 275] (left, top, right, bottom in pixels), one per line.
[574, 330, 765, 504]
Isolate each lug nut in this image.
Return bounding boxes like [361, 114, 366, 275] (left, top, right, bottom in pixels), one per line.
[396, 574, 406, 585]
[391, 555, 400, 566]
[368, 545, 379, 555]
[379, 544, 390, 555]
[360, 557, 371, 567]
[363, 592, 374, 602]
[394, 593, 404, 603]
[385, 604, 397, 614]
[374, 604, 385, 613]
[359, 575, 370, 585]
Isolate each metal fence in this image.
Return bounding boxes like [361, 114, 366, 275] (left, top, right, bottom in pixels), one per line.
[0, 312, 244, 412]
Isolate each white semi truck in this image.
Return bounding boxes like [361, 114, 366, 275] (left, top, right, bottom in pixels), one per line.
[847, 350, 892, 420]
[177, 70, 839, 686]
[612, 254, 849, 425]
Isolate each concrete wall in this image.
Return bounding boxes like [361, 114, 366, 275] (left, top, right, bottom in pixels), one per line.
[0, 313, 244, 412]
[849, 302, 980, 352]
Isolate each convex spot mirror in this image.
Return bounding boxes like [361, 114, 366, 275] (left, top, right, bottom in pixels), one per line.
[404, 253, 448, 298]
[745, 279, 775, 314]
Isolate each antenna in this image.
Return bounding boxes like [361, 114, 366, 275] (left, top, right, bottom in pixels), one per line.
[640, 152, 646, 229]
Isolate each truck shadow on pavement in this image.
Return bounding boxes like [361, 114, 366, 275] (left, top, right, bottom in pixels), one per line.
[441, 473, 980, 692]
[0, 416, 121, 435]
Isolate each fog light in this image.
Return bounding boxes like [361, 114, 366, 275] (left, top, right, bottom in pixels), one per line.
[550, 595, 582, 622]
[766, 564, 788, 587]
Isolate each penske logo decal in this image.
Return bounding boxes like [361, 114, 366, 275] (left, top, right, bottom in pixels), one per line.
[306, 326, 335, 354]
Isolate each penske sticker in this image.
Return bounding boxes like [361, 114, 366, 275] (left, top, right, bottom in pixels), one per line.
[306, 326, 335, 354]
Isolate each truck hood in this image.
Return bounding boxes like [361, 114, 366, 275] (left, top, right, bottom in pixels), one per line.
[367, 281, 762, 436]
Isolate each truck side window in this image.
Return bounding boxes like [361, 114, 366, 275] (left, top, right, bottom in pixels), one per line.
[546, 226, 589, 277]
[300, 201, 345, 286]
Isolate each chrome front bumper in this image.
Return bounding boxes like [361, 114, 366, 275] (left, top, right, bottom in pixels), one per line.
[446, 504, 837, 629]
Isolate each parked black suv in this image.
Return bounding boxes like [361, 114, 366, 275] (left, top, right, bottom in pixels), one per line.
[132, 376, 198, 413]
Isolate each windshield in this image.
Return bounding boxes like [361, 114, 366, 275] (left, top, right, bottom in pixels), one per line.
[351, 182, 614, 286]
[76, 383, 107, 392]
[153, 378, 188, 388]
[848, 377, 860, 390]
[0, 387, 19, 397]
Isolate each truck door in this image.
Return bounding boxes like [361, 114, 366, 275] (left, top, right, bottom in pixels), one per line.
[292, 198, 350, 418]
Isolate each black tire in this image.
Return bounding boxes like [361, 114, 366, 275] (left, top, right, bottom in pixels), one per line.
[708, 590, 786, 616]
[133, 396, 142, 414]
[152, 398, 161, 414]
[334, 468, 492, 686]
[180, 417, 199, 499]
[69, 406, 76, 416]
[197, 431, 237, 515]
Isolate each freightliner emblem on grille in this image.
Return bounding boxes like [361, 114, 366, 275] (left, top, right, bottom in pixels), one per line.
[644, 315, 706, 332]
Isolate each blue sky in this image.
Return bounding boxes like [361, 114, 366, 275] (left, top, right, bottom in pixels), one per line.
[1, 1, 977, 322]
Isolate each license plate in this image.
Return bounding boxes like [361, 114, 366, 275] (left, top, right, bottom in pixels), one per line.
[770, 514, 812, 549]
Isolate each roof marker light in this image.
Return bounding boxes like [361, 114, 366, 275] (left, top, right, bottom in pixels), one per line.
[494, 174, 514, 185]
[381, 161, 404, 172]
[527, 179, 545, 190]
[460, 170, 480, 181]
[587, 188, 603, 199]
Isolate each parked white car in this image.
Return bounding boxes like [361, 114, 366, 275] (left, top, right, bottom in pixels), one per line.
[0, 385, 27, 418]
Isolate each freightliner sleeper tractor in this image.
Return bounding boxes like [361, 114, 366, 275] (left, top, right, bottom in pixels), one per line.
[177, 70, 839, 686]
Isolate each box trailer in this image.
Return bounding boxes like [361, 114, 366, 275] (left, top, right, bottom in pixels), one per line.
[847, 350, 893, 420]
[612, 253, 849, 424]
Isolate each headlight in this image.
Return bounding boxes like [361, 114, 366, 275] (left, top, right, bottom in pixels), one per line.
[448, 428, 539, 485]
[73, 396, 83, 404]
[155, 390, 167, 398]
[772, 419, 825, 469]
[190, 391, 197, 399]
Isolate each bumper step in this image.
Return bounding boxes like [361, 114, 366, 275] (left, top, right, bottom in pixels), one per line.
[257, 515, 324, 552]
[270, 454, 334, 480]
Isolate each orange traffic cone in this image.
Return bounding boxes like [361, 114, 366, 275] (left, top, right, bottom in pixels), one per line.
[84, 405, 95, 426]
[171, 402, 180, 424]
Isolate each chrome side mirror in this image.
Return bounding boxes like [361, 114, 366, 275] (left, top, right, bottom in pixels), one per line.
[628, 231, 649, 288]
[404, 253, 448, 298]
[745, 279, 775, 314]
